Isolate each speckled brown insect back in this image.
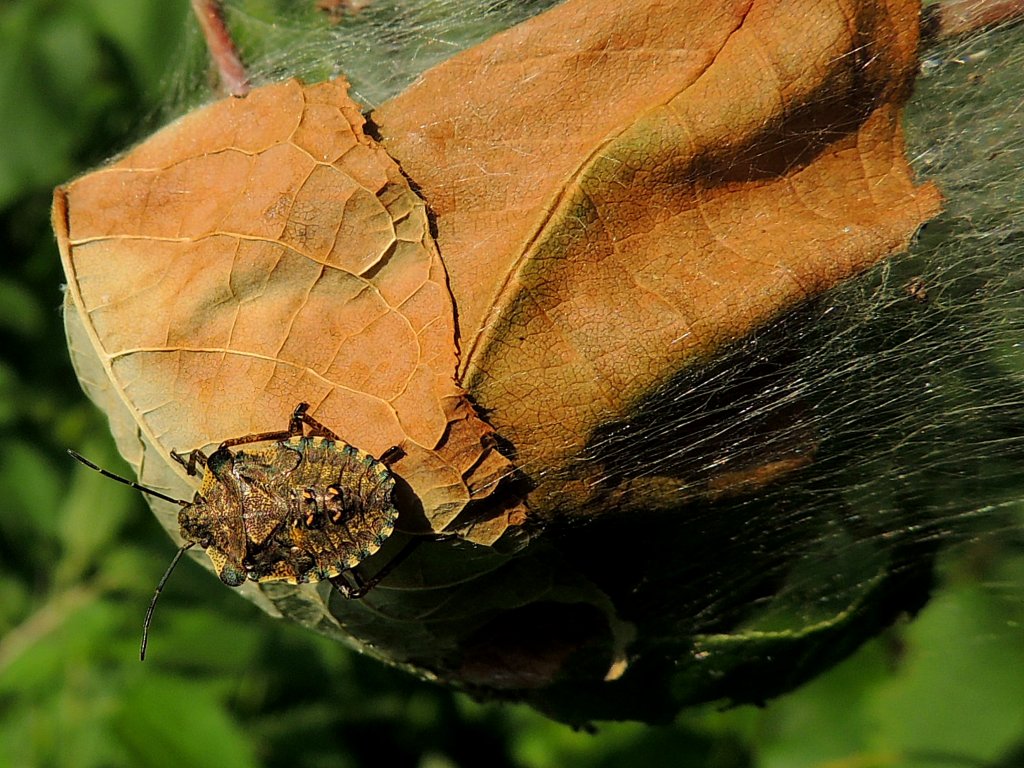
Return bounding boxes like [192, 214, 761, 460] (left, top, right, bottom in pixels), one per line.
[69, 403, 404, 659]
[172, 402, 399, 591]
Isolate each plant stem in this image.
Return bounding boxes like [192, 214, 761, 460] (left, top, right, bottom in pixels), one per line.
[924, 0, 1024, 42]
[191, 0, 250, 97]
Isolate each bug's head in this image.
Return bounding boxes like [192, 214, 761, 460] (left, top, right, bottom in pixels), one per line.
[178, 496, 250, 587]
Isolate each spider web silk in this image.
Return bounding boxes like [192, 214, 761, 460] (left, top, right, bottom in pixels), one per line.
[142, 0, 1023, 719]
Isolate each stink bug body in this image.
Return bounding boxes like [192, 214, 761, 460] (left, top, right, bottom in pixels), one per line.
[70, 402, 409, 659]
[173, 402, 400, 593]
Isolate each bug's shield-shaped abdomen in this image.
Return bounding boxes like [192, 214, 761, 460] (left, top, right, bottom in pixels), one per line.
[180, 437, 398, 586]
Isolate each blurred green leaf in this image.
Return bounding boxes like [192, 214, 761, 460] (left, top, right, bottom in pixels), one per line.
[751, 544, 1024, 768]
[757, 642, 891, 767]
[0, 0, 188, 208]
[0, 586, 97, 694]
[69, 0, 190, 91]
[57, 438, 137, 586]
[0, 5, 76, 206]
[870, 577, 1024, 766]
[0, 361, 19, 429]
[0, 276, 44, 336]
[147, 597, 263, 673]
[0, 439, 65, 546]
[113, 676, 259, 768]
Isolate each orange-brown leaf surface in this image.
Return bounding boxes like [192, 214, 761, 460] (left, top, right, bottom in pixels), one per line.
[374, 0, 942, 512]
[56, 79, 512, 541]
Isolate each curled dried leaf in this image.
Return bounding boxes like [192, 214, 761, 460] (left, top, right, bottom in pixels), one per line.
[56, 78, 515, 543]
[374, 0, 942, 514]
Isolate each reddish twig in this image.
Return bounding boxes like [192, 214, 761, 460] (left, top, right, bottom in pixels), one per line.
[191, 0, 250, 97]
[317, 0, 373, 24]
[922, 0, 1024, 43]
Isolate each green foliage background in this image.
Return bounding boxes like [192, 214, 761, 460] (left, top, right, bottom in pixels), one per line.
[1, 2, 1022, 766]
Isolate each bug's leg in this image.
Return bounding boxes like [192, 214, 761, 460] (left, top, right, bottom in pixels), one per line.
[292, 402, 342, 441]
[379, 445, 405, 467]
[287, 402, 310, 436]
[218, 426, 295, 450]
[208, 404, 322, 463]
[170, 449, 209, 477]
[278, 439, 306, 477]
[217, 405, 306, 450]
[328, 569, 364, 599]
[330, 538, 423, 599]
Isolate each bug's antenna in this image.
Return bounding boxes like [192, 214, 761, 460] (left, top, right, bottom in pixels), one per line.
[141, 543, 194, 661]
[68, 450, 188, 506]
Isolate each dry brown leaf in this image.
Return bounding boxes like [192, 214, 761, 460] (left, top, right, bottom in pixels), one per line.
[56, 78, 512, 540]
[374, 0, 942, 513]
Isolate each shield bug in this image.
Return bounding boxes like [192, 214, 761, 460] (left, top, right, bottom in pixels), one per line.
[70, 402, 409, 659]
